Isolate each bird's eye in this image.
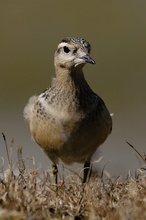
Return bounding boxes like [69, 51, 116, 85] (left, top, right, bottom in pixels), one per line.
[63, 46, 70, 53]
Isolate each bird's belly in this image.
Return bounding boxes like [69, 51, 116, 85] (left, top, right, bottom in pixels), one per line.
[59, 121, 108, 164]
[30, 111, 110, 164]
[44, 119, 108, 164]
[30, 117, 71, 151]
[30, 112, 82, 161]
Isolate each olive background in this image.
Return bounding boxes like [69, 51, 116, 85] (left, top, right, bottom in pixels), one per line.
[0, 1, 146, 178]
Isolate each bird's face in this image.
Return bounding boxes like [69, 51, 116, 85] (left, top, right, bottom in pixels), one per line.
[54, 37, 95, 69]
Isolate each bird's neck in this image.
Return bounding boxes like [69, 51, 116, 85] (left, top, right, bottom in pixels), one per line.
[51, 66, 95, 111]
[53, 66, 91, 92]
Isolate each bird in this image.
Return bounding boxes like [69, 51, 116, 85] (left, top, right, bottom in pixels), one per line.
[24, 37, 112, 184]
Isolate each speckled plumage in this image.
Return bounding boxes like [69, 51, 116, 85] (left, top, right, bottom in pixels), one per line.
[24, 37, 112, 183]
[61, 37, 91, 53]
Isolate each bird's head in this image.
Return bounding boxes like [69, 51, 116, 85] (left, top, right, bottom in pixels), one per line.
[54, 37, 95, 69]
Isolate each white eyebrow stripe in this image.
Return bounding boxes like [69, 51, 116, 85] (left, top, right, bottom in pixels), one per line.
[58, 42, 69, 48]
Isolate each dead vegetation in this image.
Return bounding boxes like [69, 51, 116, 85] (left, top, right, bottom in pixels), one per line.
[0, 134, 146, 220]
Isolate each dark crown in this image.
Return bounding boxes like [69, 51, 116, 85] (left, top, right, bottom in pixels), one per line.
[61, 37, 91, 54]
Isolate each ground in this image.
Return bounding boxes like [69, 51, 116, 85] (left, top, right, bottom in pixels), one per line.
[0, 140, 146, 220]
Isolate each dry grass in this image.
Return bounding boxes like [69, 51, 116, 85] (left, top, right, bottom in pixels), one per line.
[0, 135, 146, 220]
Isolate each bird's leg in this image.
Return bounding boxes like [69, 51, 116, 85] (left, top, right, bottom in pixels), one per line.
[83, 161, 92, 183]
[52, 163, 58, 185]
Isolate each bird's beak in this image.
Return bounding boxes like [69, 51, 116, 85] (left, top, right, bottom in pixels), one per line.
[81, 55, 96, 64]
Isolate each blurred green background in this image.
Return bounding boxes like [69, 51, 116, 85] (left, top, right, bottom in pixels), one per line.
[0, 0, 146, 177]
